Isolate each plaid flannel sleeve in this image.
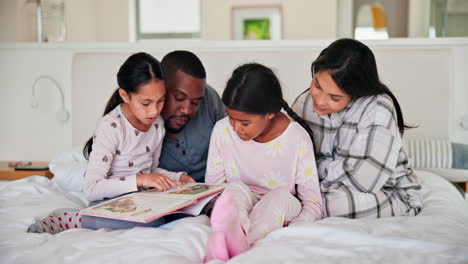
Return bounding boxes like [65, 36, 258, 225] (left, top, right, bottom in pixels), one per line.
[319, 125, 400, 193]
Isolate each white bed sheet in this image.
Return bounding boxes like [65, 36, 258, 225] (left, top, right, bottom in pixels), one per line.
[1, 170, 467, 264]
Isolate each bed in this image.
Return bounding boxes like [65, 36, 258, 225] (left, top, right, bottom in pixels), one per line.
[1, 42, 467, 263]
[1, 168, 467, 264]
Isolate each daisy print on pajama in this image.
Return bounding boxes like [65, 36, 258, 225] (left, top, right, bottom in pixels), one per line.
[204, 63, 323, 262]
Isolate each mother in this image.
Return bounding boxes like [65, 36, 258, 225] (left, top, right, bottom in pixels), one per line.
[292, 38, 422, 218]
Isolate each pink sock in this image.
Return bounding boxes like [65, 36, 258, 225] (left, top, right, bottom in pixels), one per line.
[204, 231, 229, 262]
[210, 192, 250, 258]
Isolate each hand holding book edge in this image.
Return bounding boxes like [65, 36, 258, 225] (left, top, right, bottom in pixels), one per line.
[179, 173, 196, 185]
[136, 173, 180, 191]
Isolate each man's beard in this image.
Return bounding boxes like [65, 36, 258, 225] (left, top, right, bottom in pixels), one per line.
[164, 115, 190, 134]
[165, 123, 183, 134]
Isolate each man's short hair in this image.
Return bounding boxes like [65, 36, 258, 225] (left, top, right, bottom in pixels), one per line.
[161, 50, 206, 80]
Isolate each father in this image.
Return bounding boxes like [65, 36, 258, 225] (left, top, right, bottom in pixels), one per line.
[159, 50, 226, 182]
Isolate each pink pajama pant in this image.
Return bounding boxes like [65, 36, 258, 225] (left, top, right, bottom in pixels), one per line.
[223, 181, 302, 244]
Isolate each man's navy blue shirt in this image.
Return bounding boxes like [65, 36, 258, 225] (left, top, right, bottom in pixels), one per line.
[158, 85, 226, 182]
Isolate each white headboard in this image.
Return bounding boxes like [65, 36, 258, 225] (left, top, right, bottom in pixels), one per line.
[72, 42, 453, 147]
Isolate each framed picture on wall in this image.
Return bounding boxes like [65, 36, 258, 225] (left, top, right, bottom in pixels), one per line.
[231, 6, 282, 40]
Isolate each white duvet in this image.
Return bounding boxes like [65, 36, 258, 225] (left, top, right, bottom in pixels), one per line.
[1, 170, 467, 264]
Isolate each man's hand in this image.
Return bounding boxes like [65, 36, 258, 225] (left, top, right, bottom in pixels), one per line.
[179, 173, 196, 185]
[136, 173, 179, 191]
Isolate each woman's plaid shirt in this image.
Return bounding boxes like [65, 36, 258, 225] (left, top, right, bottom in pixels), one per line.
[292, 91, 422, 218]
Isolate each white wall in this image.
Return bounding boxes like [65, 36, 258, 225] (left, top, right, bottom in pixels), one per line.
[0, 0, 132, 42]
[201, 0, 337, 40]
[336, 0, 354, 38]
[0, 45, 73, 160]
[408, 0, 431, 38]
[451, 44, 468, 144]
[64, 0, 98, 41]
[65, 0, 131, 42]
[0, 0, 19, 41]
[0, 0, 37, 42]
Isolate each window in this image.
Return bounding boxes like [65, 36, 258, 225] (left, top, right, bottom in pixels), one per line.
[136, 0, 200, 39]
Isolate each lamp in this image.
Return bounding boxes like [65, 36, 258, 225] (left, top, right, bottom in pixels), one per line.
[356, 4, 387, 29]
[355, 3, 389, 39]
[31, 75, 69, 122]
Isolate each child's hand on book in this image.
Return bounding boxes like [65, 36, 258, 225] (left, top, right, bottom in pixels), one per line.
[179, 173, 196, 185]
[136, 173, 179, 191]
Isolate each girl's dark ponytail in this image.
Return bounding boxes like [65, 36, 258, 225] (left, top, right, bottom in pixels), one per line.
[103, 89, 125, 117]
[282, 100, 314, 145]
[83, 89, 123, 159]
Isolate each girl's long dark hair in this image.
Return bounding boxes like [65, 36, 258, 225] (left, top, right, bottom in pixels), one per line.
[83, 52, 165, 159]
[222, 63, 314, 143]
[311, 38, 414, 135]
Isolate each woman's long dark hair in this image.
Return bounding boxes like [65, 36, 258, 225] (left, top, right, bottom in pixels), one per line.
[83, 52, 165, 159]
[222, 63, 314, 143]
[311, 38, 414, 135]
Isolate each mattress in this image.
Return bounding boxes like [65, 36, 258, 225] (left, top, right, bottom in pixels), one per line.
[1, 170, 467, 264]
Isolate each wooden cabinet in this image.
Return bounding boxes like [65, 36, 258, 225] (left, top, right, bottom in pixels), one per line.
[0, 161, 53, 180]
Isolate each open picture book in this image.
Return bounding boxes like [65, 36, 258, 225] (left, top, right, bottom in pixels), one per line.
[80, 183, 226, 223]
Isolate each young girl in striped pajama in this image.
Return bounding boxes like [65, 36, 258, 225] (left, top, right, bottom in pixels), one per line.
[204, 63, 323, 262]
[292, 38, 422, 219]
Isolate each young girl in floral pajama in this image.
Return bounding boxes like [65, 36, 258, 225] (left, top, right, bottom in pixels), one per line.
[204, 63, 323, 261]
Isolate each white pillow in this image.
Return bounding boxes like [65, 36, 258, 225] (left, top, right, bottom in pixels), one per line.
[49, 147, 87, 192]
[404, 138, 452, 169]
[420, 168, 468, 182]
[404, 138, 468, 183]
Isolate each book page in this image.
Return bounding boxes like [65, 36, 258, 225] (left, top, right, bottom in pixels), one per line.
[80, 194, 193, 223]
[140, 183, 225, 200]
[176, 192, 220, 215]
[80, 183, 226, 223]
